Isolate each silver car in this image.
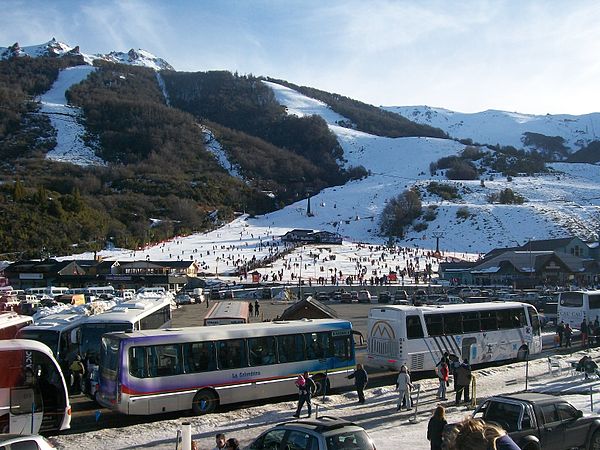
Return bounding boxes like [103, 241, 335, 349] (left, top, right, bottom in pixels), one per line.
[246, 416, 377, 450]
[0, 434, 56, 449]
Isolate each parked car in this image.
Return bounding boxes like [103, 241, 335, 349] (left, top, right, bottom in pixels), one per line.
[340, 292, 354, 303]
[174, 293, 194, 305]
[377, 291, 392, 304]
[350, 291, 359, 302]
[210, 288, 221, 300]
[357, 290, 372, 303]
[316, 292, 330, 302]
[0, 434, 56, 449]
[472, 392, 600, 450]
[245, 416, 376, 450]
[393, 290, 409, 301]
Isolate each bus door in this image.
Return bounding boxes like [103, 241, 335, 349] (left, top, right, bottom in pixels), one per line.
[462, 337, 477, 362]
[8, 385, 43, 434]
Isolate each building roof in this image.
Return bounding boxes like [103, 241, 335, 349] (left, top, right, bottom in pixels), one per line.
[280, 297, 338, 320]
[471, 250, 587, 274]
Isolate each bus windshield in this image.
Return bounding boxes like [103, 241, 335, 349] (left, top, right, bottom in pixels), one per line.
[81, 322, 132, 361]
[17, 330, 59, 356]
[101, 336, 121, 372]
[561, 292, 583, 307]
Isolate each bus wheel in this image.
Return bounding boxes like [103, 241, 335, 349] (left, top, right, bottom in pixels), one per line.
[192, 389, 219, 415]
[313, 374, 330, 396]
[517, 345, 529, 361]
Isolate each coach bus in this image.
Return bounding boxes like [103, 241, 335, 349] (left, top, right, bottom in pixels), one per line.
[0, 339, 71, 433]
[203, 301, 249, 326]
[557, 290, 600, 329]
[79, 296, 172, 363]
[0, 312, 33, 340]
[16, 313, 90, 375]
[367, 302, 542, 372]
[98, 319, 355, 415]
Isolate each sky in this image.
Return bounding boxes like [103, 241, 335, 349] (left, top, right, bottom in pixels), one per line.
[2, 0, 600, 115]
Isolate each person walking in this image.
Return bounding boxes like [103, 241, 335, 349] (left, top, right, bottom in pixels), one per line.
[347, 363, 368, 404]
[396, 364, 413, 411]
[437, 361, 449, 401]
[212, 433, 226, 450]
[249, 302, 254, 316]
[581, 318, 589, 347]
[254, 300, 260, 317]
[69, 355, 85, 395]
[454, 359, 472, 405]
[427, 405, 447, 450]
[565, 323, 573, 348]
[293, 372, 316, 418]
[557, 320, 565, 347]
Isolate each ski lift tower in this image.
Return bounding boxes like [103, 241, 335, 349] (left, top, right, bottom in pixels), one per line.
[432, 232, 444, 258]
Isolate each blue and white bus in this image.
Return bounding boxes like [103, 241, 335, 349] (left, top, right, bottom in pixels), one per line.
[98, 319, 355, 415]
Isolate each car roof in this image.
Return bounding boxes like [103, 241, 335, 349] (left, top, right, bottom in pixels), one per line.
[493, 392, 566, 404]
[275, 416, 364, 434]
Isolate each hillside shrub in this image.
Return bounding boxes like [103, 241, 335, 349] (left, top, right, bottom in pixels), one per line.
[379, 189, 422, 237]
[426, 182, 460, 201]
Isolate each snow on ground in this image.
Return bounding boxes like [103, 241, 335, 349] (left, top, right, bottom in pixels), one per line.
[386, 105, 600, 151]
[202, 127, 243, 179]
[52, 346, 600, 449]
[39, 65, 106, 167]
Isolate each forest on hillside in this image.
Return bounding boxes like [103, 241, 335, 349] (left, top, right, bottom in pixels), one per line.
[265, 77, 448, 139]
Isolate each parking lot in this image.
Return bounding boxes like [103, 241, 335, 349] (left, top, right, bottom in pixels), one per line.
[172, 298, 375, 340]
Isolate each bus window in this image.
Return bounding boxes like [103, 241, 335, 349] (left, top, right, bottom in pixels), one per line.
[148, 345, 181, 377]
[496, 310, 513, 329]
[511, 308, 526, 328]
[139, 306, 171, 330]
[406, 315, 424, 339]
[425, 314, 443, 336]
[305, 332, 332, 359]
[480, 311, 498, 331]
[589, 295, 600, 310]
[217, 339, 247, 370]
[129, 347, 147, 378]
[101, 337, 120, 372]
[332, 334, 352, 360]
[560, 292, 583, 307]
[527, 306, 541, 336]
[248, 336, 277, 366]
[279, 334, 305, 362]
[443, 313, 462, 335]
[183, 342, 217, 373]
[462, 312, 480, 333]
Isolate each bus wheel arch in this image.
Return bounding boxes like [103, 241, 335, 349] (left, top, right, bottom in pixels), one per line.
[312, 373, 330, 396]
[517, 345, 529, 361]
[192, 389, 219, 415]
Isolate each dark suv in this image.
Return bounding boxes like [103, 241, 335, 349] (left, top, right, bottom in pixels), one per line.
[472, 393, 600, 450]
[246, 416, 376, 450]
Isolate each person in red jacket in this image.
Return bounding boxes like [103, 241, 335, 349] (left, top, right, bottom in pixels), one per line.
[437, 361, 449, 401]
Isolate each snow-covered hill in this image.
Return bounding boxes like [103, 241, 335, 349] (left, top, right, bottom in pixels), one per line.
[0, 38, 173, 71]
[386, 105, 600, 151]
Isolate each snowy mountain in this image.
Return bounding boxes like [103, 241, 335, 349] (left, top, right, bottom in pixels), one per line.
[0, 38, 173, 71]
[386, 105, 600, 152]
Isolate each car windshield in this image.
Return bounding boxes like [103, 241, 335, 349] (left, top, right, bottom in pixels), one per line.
[326, 430, 374, 450]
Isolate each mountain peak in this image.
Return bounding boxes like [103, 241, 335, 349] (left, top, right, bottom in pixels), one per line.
[0, 39, 174, 71]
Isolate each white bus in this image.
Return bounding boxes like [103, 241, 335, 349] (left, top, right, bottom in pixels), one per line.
[0, 339, 71, 433]
[204, 301, 249, 326]
[26, 287, 69, 298]
[367, 302, 542, 372]
[97, 319, 355, 415]
[16, 313, 89, 374]
[0, 312, 33, 340]
[557, 290, 600, 329]
[68, 286, 115, 298]
[79, 296, 172, 363]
